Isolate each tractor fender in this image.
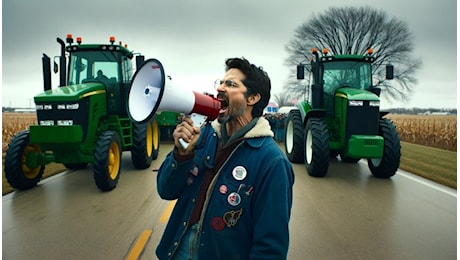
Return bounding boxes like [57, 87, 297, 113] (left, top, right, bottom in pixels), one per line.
[379, 111, 389, 118]
[294, 100, 326, 126]
[303, 109, 326, 126]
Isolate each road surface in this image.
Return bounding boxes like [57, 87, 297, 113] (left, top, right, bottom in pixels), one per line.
[2, 143, 457, 259]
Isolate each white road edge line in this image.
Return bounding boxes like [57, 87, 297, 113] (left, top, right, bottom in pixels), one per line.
[359, 161, 456, 198]
[397, 170, 457, 197]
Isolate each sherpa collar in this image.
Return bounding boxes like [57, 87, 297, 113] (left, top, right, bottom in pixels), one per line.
[211, 117, 274, 139]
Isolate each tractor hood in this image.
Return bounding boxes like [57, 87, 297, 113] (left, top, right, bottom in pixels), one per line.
[335, 87, 379, 101]
[34, 83, 106, 103]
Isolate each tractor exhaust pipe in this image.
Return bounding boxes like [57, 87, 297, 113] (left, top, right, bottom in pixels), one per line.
[56, 38, 66, 87]
[42, 54, 52, 91]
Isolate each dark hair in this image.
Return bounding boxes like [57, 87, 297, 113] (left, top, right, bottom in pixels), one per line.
[225, 57, 271, 118]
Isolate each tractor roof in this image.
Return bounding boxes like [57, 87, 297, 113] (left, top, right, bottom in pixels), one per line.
[319, 54, 375, 62]
[66, 44, 134, 58]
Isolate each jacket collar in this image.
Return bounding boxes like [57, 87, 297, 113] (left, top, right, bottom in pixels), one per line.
[211, 117, 274, 148]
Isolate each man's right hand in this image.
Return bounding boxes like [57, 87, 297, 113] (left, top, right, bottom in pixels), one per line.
[172, 116, 201, 156]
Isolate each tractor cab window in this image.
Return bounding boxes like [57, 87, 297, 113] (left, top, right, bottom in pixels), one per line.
[68, 51, 122, 85]
[93, 62, 118, 83]
[68, 56, 89, 85]
[322, 61, 372, 95]
[121, 56, 134, 84]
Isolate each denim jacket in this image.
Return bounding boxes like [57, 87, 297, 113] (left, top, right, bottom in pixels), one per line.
[156, 117, 294, 260]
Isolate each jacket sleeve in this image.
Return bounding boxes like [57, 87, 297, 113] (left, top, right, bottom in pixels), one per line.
[156, 150, 194, 200]
[249, 153, 295, 260]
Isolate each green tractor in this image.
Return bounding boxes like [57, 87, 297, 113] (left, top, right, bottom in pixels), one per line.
[284, 48, 401, 178]
[4, 35, 160, 191]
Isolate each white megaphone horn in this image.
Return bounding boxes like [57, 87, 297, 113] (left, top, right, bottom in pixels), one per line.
[127, 59, 222, 148]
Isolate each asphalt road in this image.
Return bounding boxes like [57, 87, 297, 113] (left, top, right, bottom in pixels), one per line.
[2, 143, 457, 260]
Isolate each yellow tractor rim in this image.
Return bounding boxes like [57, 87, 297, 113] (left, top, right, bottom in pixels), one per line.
[21, 144, 41, 179]
[107, 141, 121, 180]
[146, 120, 160, 157]
[146, 121, 153, 157]
[152, 120, 159, 151]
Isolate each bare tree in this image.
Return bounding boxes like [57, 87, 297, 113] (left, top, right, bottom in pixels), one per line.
[284, 6, 422, 102]
[272, 92, 295, 107]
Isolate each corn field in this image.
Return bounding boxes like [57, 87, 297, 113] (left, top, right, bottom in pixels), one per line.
[386, 114, 457, 152]
[2, 113, 37, 155]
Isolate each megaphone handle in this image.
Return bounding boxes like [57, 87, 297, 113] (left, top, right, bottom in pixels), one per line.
[179, 138, 189, 149]
[177, 114, 207, 150]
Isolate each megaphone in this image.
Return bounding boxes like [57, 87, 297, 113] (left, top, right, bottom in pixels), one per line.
[127, 59, 222, 147]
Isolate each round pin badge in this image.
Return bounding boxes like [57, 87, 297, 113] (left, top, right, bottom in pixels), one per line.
[227, 192, 241, 206]
[211, 216, 225, 231]
[219, 185, 228, 195]
[232, 166, 247, 181]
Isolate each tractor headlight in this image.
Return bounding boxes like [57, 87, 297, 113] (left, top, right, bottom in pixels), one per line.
[369, 101, 380, 107]
[57, 103, 79, 110]
[66, 103, 79, 110]
[57, 120, 73, 126]
[36, 104, 43, 110]
[40, 120, 54, 126]
[44, 104, 53, 110]
[348, 100, 364, 106]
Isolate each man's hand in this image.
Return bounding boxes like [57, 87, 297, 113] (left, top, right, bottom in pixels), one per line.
[173, 116, 201, 155]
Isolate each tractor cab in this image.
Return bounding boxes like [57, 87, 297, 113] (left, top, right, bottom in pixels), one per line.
[302, 48, 377, 116]
[63, 35, 139, 115]
[321, 58, 373, 115]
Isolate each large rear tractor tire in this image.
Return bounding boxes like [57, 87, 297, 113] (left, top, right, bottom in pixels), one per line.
[4, 130, 44, 190]
[131, 118, 160, 169]
[284, 109, 304, 163]
[94, 131, 122, 191]
[368, 118, 401, 178]
[304, 118, 330, 177]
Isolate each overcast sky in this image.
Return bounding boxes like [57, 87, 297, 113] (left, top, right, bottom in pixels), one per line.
[2, 0, 457, 109]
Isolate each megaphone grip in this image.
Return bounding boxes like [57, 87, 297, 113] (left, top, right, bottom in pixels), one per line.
[179, 138, 189, 149]
[177, 114, 206, 149]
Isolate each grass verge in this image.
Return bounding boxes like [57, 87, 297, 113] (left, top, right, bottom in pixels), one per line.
[399, 141, 456, 189]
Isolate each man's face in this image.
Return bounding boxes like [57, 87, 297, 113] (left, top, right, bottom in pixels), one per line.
[216, 68, 249, 123]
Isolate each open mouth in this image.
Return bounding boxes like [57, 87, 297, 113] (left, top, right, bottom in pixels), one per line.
[218, 97, 229, 115]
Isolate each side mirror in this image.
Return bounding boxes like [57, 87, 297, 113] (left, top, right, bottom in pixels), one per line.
[297, 64, 305, 79]
[53, 61, 59, 73]
[136, 55, 145, 70]
[385, 64, 394, 80]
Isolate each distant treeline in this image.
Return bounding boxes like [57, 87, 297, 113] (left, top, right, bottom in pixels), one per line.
[384, 108, 457, 115]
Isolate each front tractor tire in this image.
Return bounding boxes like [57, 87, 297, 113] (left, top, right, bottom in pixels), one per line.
[284, 109, 304, 163]
[94, 131, 122, 191]
[131, 118, 160, 169]
[4, 130, 44, 190]
[368, 119, 401, 178]
[304, 118, 330, 177]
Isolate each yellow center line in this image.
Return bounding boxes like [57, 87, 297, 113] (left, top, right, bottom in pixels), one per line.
[125, 201, 175, 260]
[126, 229, 153, 260]
[160, 200, 177, 223]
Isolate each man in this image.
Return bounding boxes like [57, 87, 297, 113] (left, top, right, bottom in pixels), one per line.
[96, 69, 109, 82]
[156, 57, 294, 259]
